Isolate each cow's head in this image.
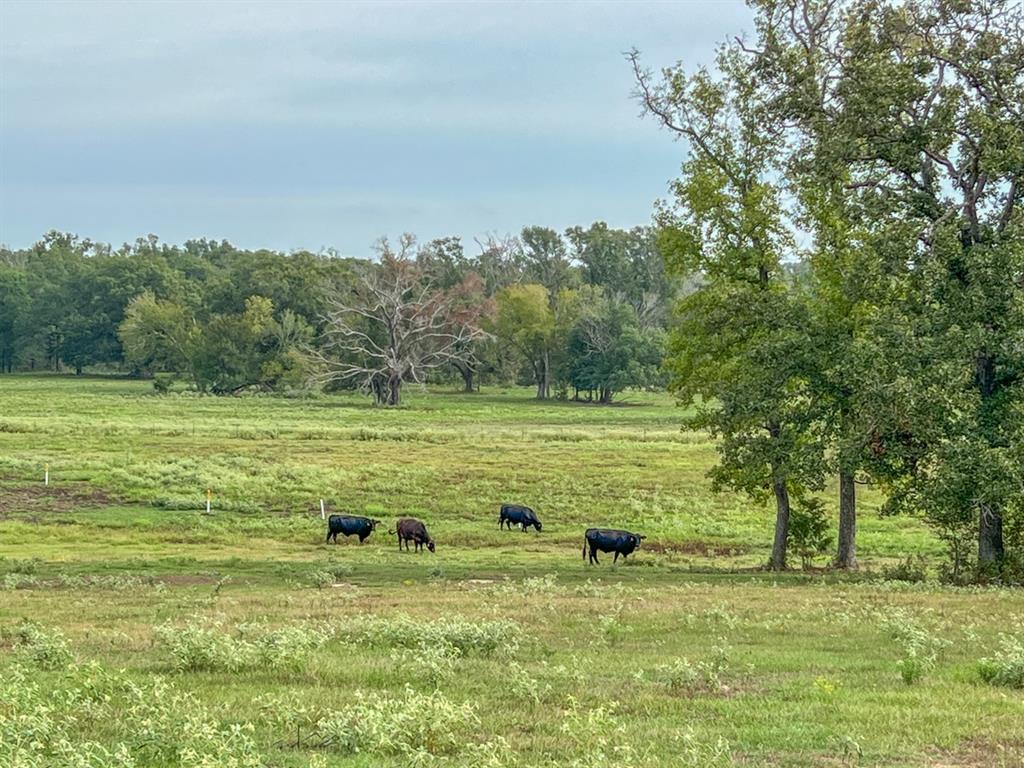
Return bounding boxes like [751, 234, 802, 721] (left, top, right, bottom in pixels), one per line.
[371, 519, 382, 529]
[533, 520, 543, 532]
[427, 540, 436, 553]
[632, 534, 646, 548]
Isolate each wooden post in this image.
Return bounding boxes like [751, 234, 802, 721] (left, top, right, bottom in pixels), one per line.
[320, 499, 326, 520]
[206, 488, 212, 515]
[44, 463, 49, 486]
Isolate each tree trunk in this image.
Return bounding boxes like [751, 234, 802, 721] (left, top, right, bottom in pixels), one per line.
[536, 351, 550, 399]
[542, 349, 550, 399]
[978, 504, 1004, 566]
[975, 354, 1004, 566]
[770, 474, 790, 571]
[388, 376, 401, 406]
[835, 470, 858, 569]
[457, 362, 474, 393]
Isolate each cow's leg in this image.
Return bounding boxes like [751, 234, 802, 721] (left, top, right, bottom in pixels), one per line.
[614, 551, 620, 563]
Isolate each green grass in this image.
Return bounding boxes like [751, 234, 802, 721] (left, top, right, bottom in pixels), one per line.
[0, 374, 1020, 767]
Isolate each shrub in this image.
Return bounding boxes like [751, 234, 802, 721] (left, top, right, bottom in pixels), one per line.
[152, 373, 176, 394]
[978, 635, 1024, 688]
[880, 611, 948, 685]
[652, 640, 732, 694]
[10, 621, 74, 669]
[156, 620, 336, 672]
[0, 659, 264, 767]
[882, 556, 929, 583]
[156, 622, 249, 672]
[316, 686, 478, 757]
[340, 615, 520, 658]
[789, 497, 832, 569]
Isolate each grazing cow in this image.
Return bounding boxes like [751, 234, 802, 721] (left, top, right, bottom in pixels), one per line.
[391, 517, 436, 553]
[499, 504, 542, 532]
[326, 514, 381, 544]
[583, 528, 645, 565]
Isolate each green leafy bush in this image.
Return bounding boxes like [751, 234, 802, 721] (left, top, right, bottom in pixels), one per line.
[339, 615, 521, 658]
[978, 635, 1024, 688]
[789, 497, 832, 569]
[10, 621, 74, 669]
[882, 556, 930, 583]
[316, 686, 479, 757]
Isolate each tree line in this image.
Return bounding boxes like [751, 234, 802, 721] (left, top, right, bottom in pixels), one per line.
[635, 0, 1022, 580]
[0, 224, 676, 402]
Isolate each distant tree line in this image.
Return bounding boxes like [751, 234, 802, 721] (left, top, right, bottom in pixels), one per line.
[634, 0, 1023, 581]
[0, 223, 677, 402]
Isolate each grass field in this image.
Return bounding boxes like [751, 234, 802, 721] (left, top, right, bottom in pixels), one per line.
[1, 375, 1021, 767]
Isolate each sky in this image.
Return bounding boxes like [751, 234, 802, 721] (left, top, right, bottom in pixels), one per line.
[0, 1, 754, 257]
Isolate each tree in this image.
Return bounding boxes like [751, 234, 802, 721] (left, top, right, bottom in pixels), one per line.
[316, 239, 488, 406]
[566, 223, 672, 326]
[0, 266, 25, 373]
[757, 0, 1024, 574]
[119, 290, 196, 376]
[566, 293, 664, 403]
[521, 227, 577, 301]
[631, 42, 825, 570]
[494, 283, 555, 399]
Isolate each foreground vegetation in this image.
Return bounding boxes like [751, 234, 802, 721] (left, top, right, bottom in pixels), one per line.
[1, 376, 1022, 767]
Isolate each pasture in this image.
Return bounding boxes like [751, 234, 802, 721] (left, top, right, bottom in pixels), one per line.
[0, 375, 1021, 767]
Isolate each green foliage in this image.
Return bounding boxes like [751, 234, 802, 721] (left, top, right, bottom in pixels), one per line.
[881, 556, 930, 584]
[315, 686, 480, 758]
[0, 659, 263, 767]
[789, 497, 832, 569]
[880, 610, 949, 686]
[338, 614, 521, 658]
[977, 635, 1024, 689]
[10, 620, 74, 669]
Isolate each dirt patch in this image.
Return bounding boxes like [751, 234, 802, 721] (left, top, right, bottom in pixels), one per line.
[0, 483, 114, 516]
[644, 540, 750, 557]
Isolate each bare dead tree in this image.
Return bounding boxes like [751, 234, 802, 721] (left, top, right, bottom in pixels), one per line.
[312, 240, 489, 406]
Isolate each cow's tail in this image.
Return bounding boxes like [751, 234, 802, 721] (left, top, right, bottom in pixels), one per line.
[387, 529, 395, 536]
[582, 539, 587, 562]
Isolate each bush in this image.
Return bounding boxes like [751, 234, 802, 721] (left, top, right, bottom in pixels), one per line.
[316, 686, 478, 757]
[978, 635, 1024, 688]
[789, 497, 832, 569]
[882, 556, 930, 583]
[156, 620, 336, 672]
[339, 615, 521, 658]
[10, 621, 74, 669]
[152, 373, 176, 394]
[0, 659, 264, 767]
[880, 610, 948, 685]
[652, 640, 732, 694]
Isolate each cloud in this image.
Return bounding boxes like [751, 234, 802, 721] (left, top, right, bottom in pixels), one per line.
[0, 0, 753, 252]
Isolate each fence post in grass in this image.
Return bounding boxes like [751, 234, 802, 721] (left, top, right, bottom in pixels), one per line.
[320, 499, 326, 520]
[206, 488, 212, 515]
[44, 463, 49, 486]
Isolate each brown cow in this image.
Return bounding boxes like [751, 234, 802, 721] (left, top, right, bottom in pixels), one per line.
[390, 517, 436, 553]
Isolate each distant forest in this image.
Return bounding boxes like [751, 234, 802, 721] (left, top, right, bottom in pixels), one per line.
[0, 225, 681, 402]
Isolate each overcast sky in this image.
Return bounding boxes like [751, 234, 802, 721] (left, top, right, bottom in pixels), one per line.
[0, 1, 753, 256]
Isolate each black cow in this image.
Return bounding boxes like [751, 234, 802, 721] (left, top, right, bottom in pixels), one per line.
[391, 517, 436, 553]
[583, 528, 645, 565]
[326, 514, 381, 544]
[499, 504, 542, 532]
